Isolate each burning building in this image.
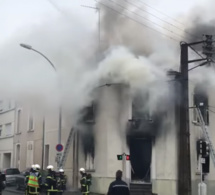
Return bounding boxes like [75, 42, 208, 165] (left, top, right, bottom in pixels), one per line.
[69, 70, 180, 195]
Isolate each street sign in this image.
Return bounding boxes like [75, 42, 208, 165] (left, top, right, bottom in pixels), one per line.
[55, 153, 62, 163]
[56, 144, 64, 152]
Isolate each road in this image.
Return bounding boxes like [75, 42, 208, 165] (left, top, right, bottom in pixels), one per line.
[2, 186, 24, 195]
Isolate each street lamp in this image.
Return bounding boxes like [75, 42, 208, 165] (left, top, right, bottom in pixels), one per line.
[20, 44, 56, 71]
[20, 43, 62, 169]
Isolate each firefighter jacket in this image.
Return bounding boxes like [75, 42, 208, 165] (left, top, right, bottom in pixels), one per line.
[44, 172, 58, 193]
[107, 178, 130, 195]
[26, 172, 40, 195]
[80, 173, 89, 194]
[57, 174, 67, 191]
[35, 171, 42, 187]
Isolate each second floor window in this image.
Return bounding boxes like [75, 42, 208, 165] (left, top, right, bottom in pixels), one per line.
[5, 123, 12, 136]
[17, 109, 21, 133]
[29, 109, 34, 131]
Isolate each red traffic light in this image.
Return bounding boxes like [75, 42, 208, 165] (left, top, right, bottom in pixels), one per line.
[126, 155, 130, 160]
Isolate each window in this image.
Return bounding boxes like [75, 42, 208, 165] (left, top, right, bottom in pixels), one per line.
[5, 123, 12, 136]
[17, 109, 21, 133]
[82, 102, 95, 123]
[28, 109, 34, 131]
[26, 141, 34, 168]
[132, 93, 152, 120]
[193, 85, 209, 125]
[0, 125, 2, 137]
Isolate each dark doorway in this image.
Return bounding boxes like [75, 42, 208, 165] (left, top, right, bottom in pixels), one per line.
[130, 138, 152, 182]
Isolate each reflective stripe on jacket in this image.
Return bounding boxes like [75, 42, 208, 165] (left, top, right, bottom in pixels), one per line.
[27, 173, 39, 188]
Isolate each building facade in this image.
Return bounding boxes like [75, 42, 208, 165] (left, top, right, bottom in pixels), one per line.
[73, 73, 215, 195]
[0, 99, 16, 170]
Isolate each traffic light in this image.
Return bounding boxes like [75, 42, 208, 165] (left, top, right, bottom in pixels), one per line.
[117, 155, 123, 160]
[126, 155, 130, 160]
[197, 139, 210, 157]
[117, 154, 130, 160]
[202, 141, 210, 157]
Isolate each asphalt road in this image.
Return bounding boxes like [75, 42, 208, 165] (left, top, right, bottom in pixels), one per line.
[2, 186, 24, 195]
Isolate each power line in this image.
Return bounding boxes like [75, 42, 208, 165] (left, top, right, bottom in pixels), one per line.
[137, 0, 185, 26]
[124, 0, 200, 41]
[96, 1, 181, 42]
[106, 0, 187, 41]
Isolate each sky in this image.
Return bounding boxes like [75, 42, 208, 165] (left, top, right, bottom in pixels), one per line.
[0, 0, 206, 43]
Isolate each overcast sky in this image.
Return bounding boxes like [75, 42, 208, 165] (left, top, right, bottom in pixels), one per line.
[0, 0, 207, 44]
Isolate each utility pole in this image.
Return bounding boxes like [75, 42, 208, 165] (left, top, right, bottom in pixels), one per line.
[178, 35, 214, 195]
[179, 43, 191, 195]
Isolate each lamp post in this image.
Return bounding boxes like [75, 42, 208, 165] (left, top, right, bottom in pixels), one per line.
[20, 43, 62, 169]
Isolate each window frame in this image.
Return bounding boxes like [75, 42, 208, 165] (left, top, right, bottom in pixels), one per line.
[5, 123, 12, 136]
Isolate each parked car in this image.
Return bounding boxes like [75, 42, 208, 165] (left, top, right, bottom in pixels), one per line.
[16, 168, 30, 190]
[2, 168, 20, 186]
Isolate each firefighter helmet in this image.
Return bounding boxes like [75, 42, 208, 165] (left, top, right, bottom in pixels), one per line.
[47, 165, 54, 171]
[35, 164, 40, 170]
[59, 169, 64, 173]
[31, 164, 36, 170]
[79, 168, 85, 173]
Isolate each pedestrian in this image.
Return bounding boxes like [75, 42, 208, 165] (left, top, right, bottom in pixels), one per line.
[79, 168, 90, 195]
[44, 165, 58, 195]
[107, 170, 130, 195]
[26, 164, 40, 195]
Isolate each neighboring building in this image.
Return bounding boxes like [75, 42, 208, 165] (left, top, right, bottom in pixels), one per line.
[13, 102, 74, 188]
[0, 99, 16, 170]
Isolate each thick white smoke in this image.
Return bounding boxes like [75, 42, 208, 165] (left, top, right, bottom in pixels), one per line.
[2, 0, 215, 127]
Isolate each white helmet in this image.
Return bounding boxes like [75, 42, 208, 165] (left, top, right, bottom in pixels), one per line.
[31, 164, 36, 170]
[35, 164, 40, 170]
[59, 169, 64, 173]
[79, 168, 85, 173]
[47, 165, 54, 171]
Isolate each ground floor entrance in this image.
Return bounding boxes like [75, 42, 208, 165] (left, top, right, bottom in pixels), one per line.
[130, 137, 152, 182]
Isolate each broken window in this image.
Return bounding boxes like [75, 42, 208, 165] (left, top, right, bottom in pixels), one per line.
[193, 84, 209, 125]
[81, 102, 96, 123]
[80, 125, 95, 171]
[132, 93, 152, 121]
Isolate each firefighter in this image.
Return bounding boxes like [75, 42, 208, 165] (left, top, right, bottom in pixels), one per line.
[79, 168, 90, 195]
[26, 164, 40, 195]
[58, 169, 67, 191]
[44, 165, 58, 195]
[35, 164, 42, 192]
[107, 170, 130, 195]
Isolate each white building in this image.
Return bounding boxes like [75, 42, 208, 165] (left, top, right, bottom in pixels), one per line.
[0, 99, 16, 170]
[71, 71, 215, 195]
